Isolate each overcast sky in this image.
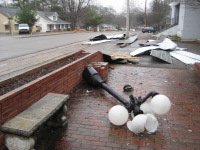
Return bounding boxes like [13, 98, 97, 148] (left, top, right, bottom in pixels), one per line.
[95, 0, 153, 13]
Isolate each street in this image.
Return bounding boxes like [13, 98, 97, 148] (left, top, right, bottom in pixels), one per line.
[0, 31, 122, 61]
[1, 31, 200, 70]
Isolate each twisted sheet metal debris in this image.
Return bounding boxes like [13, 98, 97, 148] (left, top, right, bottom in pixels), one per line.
[117, 34, 138, 48]
[150, 50, 172, 64]
[131, 37, 200, 65]
[170, 52, 200, 64]
[83, 33, 126, 45]
[83, 39, 112, 45]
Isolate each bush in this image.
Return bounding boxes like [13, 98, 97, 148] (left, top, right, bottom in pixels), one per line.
[168, 35, 181, 41]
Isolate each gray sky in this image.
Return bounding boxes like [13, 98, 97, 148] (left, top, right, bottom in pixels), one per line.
[96, 0, 153, 13]
[0, 0, 153, 13]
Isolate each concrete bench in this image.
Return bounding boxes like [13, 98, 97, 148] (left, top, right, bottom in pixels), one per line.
[1, 93, 69, 150]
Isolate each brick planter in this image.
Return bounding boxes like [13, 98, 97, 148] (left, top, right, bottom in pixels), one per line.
[195, 63, 200, 74]
[0, 51, 105, 146]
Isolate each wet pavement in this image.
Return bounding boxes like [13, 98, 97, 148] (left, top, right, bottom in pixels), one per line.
[83, 36, 200, 70]
[1, 32, 200, 150]
[34, 65, 200, 150]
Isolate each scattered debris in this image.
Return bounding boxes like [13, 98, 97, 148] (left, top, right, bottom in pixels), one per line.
[130, 46, 158, 56]
[158, 38, 177, 50]
[103, 54, 139, 64]
[83, 33, 126, 45]
[170, 52, 200, 64]
[107, 34, 126, 39]
[90, 34, 107, 41]
[172, 51, 200, 60]
[139, 35, 166, 47]
[131, 37, 200, 64]
[117, 34, 138, 48]
[110, 54, 141, 59]
[83, 39, 112, 45]
[85, 33, 200, 65]
[150, 50, 172, 64]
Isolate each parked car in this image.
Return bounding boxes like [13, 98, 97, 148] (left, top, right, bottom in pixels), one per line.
[142, 27, 156, 33]
[18, 24, 30, 34]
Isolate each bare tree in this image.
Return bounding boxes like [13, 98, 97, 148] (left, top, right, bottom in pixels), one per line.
[129, 0, 144, 28]
[148, 0, 171, 30]
[60, 0, 91, 30]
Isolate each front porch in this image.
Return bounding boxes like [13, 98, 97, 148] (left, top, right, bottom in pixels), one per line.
[47, 24, 71, 32]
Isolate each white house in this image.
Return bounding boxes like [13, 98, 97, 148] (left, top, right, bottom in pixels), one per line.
[100, 24, 117, 31]
[0, 7, 71, 33]
[35, 11, 71, 32]
[157, 0, 200, 41]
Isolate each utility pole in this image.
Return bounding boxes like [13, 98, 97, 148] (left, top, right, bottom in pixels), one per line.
[126, 0, 130, 38]
[35, 0, 37, 10]
[144, 0, 147, 27]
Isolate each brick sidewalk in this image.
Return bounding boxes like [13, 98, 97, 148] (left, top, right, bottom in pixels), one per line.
[34, 65, 200, 150]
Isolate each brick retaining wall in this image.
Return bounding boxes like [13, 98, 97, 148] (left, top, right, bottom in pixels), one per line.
[0, 51, 104, 146]
[195, 63, 200, 74]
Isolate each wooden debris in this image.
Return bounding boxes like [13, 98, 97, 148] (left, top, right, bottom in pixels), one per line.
[110, 54, 142, 60]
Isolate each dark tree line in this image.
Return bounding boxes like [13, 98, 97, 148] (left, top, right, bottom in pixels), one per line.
[147, 0, 171, 30]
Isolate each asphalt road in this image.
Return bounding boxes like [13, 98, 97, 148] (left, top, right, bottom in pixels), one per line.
[1, 31, 199, 70]
[0, 31, 122, 61]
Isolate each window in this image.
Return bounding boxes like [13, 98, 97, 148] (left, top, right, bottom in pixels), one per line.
[174, 3, 180, 25]
[5, 25, 10, 30]
[53, 15, 57, 21]
[15, 24, 19, 30]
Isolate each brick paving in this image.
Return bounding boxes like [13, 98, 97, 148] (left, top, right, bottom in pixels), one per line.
[35, 65, 200, 150]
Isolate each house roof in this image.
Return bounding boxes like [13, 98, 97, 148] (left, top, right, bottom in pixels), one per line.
[0, 7, 19, 18]
[37, 11, 71, 24]
[0, 8, 70, 24]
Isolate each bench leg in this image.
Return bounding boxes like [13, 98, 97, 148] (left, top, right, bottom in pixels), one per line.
[5, 134, 35, 150]
[47, 105, 68, 127]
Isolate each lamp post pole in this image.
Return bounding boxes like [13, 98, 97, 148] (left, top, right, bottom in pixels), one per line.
[144, 0, 147, 27]
[126, 0, 130, 38]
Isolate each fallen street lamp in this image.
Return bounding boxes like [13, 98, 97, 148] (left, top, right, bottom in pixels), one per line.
[82, 67, 168, 116]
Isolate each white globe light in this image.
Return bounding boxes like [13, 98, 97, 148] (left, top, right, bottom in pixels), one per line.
[145, 114, 159, 133]
[127, 120, 133, 132]
[108, 105, 129, 126]
[127, 114, 147, 134]
[151, 95, 171, 115]
[140, 102, 154, 115]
